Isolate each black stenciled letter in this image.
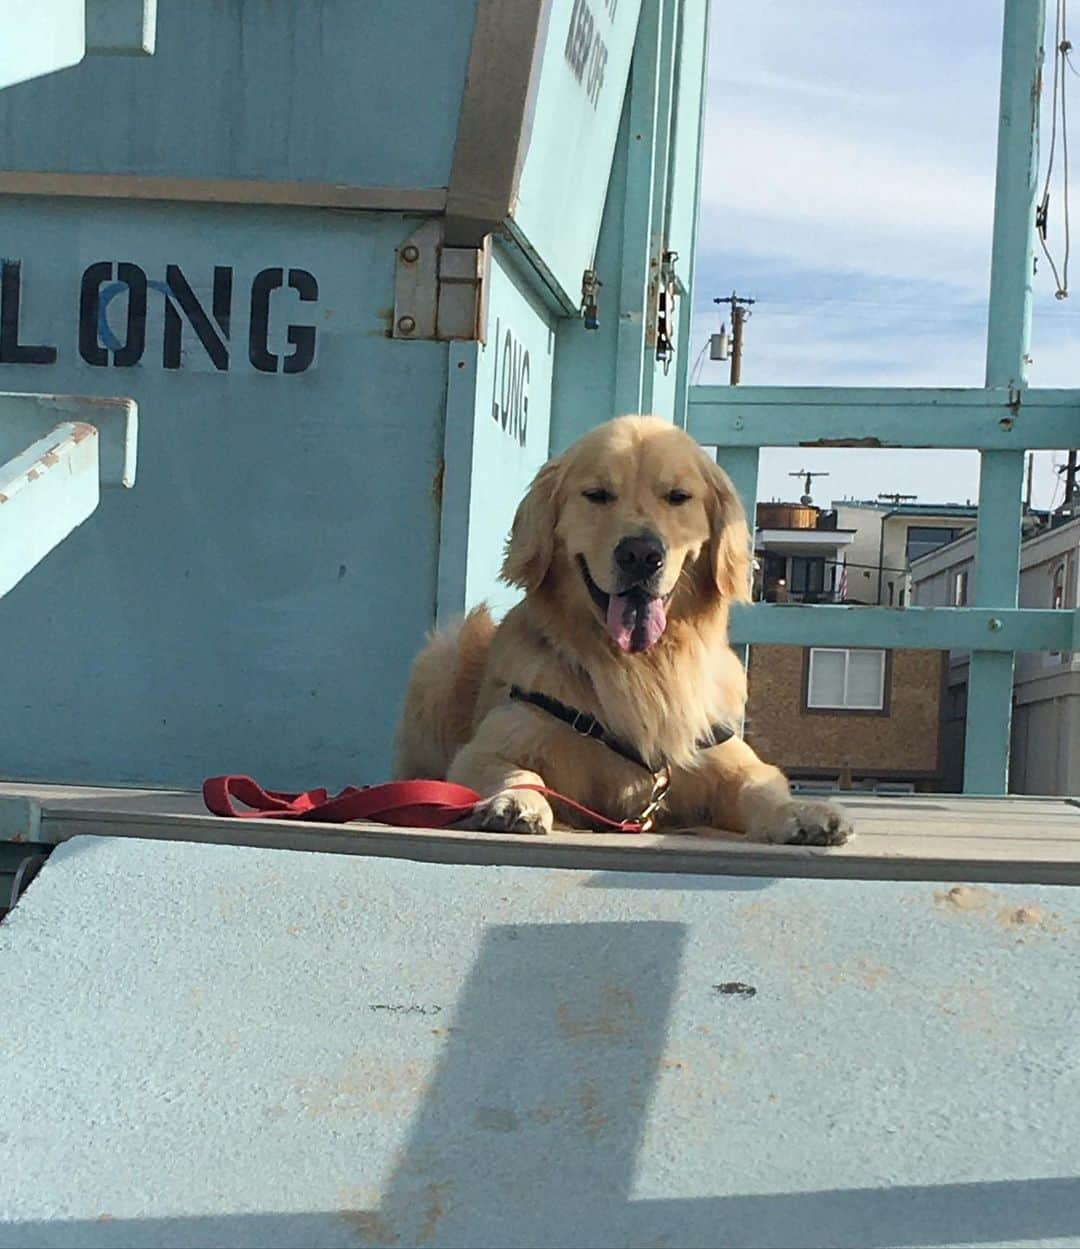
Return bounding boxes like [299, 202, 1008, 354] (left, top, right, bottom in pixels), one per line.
[113, 263, 149, 367]
[0, 260, 57, 364]
[78, 262, 149, 367]
[79, 262, 112, 366]
[520, 349, 530, 447]
[163, 264, 231, 370]
[283, 268, 317, 374]
[248, 267, 318, 375]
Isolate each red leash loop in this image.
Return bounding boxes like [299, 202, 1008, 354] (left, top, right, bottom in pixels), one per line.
[202, 775, 645, 833]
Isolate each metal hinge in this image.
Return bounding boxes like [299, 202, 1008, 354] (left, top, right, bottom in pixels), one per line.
[392, 220, 490, 342]
[651, 249, 683, 374]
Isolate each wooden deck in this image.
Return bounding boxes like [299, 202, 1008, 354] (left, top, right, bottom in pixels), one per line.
[2, 783, 1079, 886]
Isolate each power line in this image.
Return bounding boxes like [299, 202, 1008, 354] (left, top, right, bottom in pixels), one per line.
[1037, 0, 1072, 298]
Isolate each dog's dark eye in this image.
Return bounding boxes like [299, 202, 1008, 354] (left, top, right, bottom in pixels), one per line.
[667, 488, 692, 505]
[583, 487, 615, 504]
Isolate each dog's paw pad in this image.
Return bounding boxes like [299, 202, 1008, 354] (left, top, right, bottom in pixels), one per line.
[473, 792, 553, 836]
[764, 800, 853, 847]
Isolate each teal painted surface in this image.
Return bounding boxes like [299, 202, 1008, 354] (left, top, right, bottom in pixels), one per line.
[687, 2, 1068, 795]
[985, 0, 1044, 394]
[966, 451, 1026, 794]
[85, 0, 157, 56]
[512, 0, 644, 308]
[0, 202, 446, 790]
[438, 246, 555, 624]
[0, 1, 477, 188]
[638, 0, 677, 419]
[965, 0, 1045, 795]
[550, 94, 630, 450]
[613, 0, 663, 415]
[687, 386, 1080, 449]
[728, 605, 1078, 653]
[4, 835, 1080, 1247]
[714, 446, 760, 533]
[463, 250, 554, 616]
[0, 0, 711, 792]
[551, 0, 706, 445]
[0, 1, 84, 91]
[662, 0, 710, 429]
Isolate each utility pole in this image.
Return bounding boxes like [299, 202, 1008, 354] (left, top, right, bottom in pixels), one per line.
[712, 293, 755, 385]
[1025, 452, 1034, 509]
[789, 469, 829, 506]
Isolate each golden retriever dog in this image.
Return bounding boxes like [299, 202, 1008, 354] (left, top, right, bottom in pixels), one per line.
[394, 416, 851, 846]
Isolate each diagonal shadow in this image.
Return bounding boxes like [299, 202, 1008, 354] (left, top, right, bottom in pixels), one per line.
[4, 1176, 1080, 1248]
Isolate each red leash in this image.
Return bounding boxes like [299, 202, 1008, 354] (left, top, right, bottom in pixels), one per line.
[202, 774, 647, 833]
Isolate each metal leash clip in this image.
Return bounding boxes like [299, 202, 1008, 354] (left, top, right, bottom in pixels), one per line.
[637, 767, 671, 833]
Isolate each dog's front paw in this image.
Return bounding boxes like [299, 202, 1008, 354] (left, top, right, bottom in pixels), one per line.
[471, 789, 554, 836]
[749, 799, 852, 847]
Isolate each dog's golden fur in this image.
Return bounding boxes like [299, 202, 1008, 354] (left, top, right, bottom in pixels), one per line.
[395, 416, 850, 844]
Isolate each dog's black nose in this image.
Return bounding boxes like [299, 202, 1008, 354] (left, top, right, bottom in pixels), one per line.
[613, 533, 665, 584]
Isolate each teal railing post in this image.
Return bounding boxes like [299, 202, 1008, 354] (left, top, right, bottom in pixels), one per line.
[965, 0, 1046, 794]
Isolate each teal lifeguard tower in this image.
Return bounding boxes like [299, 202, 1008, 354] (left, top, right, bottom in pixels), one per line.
[1, 4, 1079, 1247]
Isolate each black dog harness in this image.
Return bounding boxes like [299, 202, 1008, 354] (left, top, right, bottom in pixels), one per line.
[508, 685, 735, 832]
[509, 685, 734, 774]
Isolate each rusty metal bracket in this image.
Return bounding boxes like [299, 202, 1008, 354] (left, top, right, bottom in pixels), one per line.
[393, 220, 490, 343]
[393, 220, 441, 340]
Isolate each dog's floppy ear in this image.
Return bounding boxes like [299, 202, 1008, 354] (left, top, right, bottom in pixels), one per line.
[501, 456, 563, 591]
[704, 455, 752, 603]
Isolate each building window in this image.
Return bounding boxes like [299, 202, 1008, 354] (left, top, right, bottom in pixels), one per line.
[954, 569, 969, 606]
[906, 525, 966, 562]
[790, 556, 826, 596]
[807, 647, 887, 711]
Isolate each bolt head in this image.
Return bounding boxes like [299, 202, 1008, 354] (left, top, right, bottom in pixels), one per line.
[400, 244, 420, 264]
[988, 617, 1003, 631]
[397, 315, 416, 335]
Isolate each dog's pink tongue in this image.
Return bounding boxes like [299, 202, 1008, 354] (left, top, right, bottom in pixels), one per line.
[606, 592, 667, 653]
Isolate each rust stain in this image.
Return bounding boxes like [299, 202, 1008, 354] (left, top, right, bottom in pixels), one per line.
[430, 459, 444, 513]
[557, 983, 637, 1042]
[342, 1210, 399, 1245]
[294, 1057, 427, 1118]
[935, 885, 1061, 933]
[544, 869, 580, 905]
[26, 469, 39, 482]
[860, 962, 889, 988]
[71, 421, 97, 443]
[40, 451, 59, 468]
[0, 493, 7, 503]
[576, 1082, 609, 1141]
[936, 884, 995, 912]
[417, 1180, 451, 1245]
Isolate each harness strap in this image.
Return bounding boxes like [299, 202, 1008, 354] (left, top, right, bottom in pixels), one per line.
[509, 684, 733, 773]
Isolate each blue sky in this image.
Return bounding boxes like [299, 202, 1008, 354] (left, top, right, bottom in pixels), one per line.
[692, 0, 1078, 510]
